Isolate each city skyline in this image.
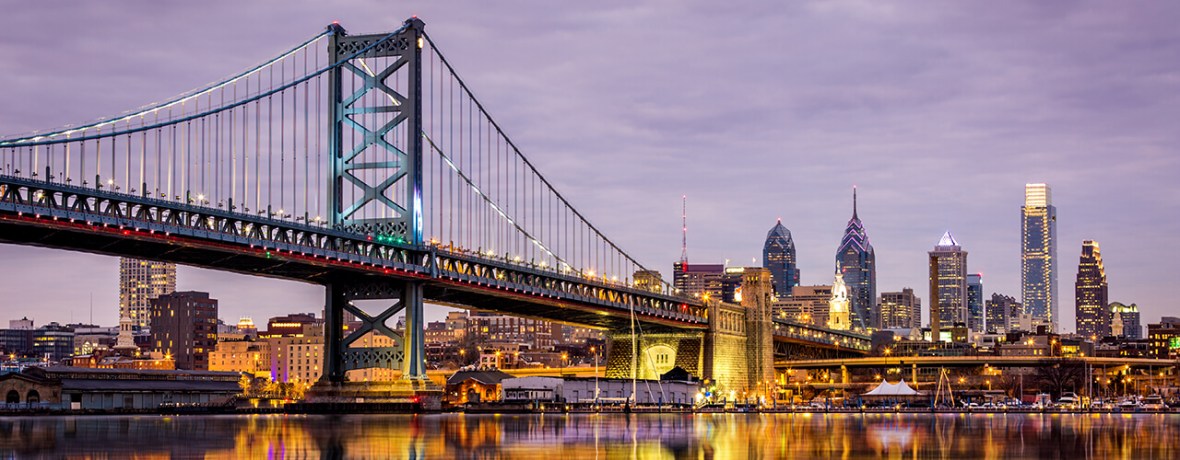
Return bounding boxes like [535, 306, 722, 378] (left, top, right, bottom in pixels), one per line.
[1, 2, 1178, 332]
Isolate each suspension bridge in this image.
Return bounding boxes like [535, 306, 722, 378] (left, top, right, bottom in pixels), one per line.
[0, 18, 865, 401]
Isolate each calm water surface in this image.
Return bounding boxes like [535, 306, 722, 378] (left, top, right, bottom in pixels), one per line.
[2, 412, 1178, 459]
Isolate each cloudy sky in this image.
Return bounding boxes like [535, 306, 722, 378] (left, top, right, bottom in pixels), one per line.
[1, 1, 1178, 332]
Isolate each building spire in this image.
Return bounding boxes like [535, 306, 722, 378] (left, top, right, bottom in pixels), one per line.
[680, 195, 688, 264]
[852, 186, 858, 220]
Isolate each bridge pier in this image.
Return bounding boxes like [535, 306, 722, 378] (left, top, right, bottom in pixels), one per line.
[604, 268, 776, 401]
[310, 278, 440, 409]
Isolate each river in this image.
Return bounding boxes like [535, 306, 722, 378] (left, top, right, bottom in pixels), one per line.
[2, 412, 1178, 458]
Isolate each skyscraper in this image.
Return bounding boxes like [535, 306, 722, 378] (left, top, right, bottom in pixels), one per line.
[929, 231, 968, 340]
[1022, 183, 1058, 331]
[1075, 240, 1109, 339]
[119, 257, 177, 328]
[835, 188, 875, 332]
[763, 219, 799, 297]
[986, 293, 1022, 333]
[878, 288, 921, 329]
[967, 274, 984, 333]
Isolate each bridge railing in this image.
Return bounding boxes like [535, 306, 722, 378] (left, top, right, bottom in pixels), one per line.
[0, 173, 707, 325]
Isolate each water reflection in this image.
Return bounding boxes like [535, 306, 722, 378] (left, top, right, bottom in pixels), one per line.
[2, 412, 1179, 459]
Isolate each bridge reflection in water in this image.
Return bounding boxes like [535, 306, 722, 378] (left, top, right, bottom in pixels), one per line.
[3, 413, 1179, 459]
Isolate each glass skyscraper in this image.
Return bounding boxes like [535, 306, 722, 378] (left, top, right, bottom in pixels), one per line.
[1022, 183, 1058, 331]
[967, 274, 984, 333]
[836, 188, 875, 332]
[763, 219, 799, 298]
[929, 231, 967, 340]
[1075, 240, 1109, 339]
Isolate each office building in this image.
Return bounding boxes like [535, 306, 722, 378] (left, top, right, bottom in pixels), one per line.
[149, 291, 218, 371]
[878, 288, 921, 329]
[967, 274, 984, 333]
[1074, 240, 1109, 339]
[672, 262, 726, 300]
[32, 323, 75, 363]
[835, 188, 876, 331]
[1108, 302, 1142, 339]
[1148, 317, 1180, 359]
[209, 339, 271, 379]
[263, 313, 321, 338]
[929, 231, 968, 340]
[1022, 184, 1058, 331]
[119, 257, 177, 329]
[466, 312, 561, 352]
[763, 219, 799, 297]
[986, 293, 1022, 333]
[774, 285, 833, 327]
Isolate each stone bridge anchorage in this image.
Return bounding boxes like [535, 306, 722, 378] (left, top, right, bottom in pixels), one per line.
[605, 268, 870, 398]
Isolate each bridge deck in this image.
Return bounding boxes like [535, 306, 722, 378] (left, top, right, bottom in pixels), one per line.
[776, 355, 1179, 369]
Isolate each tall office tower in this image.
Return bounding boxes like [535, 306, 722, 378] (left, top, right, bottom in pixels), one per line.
[967, 274, 984, 332]
[672, 262, 726, 300]
[1075, 240, 1110, 339]
[1108, 302, 1142, 339]
[763, 219, 799, 297]
[1022, 183, 1058, 331]
[119, 257, 177, 328]
[986, 293, 1022, 333]
[929, 231, 968, 341]
[835, 188, 876, 332]
[878, 288, 921, 329]
[149, 291, 218, 370]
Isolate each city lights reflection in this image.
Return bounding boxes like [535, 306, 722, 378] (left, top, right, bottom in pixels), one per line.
[2, 413, 1179, 458]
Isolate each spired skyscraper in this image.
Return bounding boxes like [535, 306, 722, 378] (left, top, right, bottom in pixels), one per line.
[1075, 240, 1109, 339]
[929, 231, 968, 341]
[1022, 183, 1058, 331]
[763, 219, 799, 298]
[835, 188, 876, 332]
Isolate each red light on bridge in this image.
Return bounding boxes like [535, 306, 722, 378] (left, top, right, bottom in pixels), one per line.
[122, 230, 131, 236]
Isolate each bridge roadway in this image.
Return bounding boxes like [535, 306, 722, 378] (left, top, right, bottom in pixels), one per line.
[776, 355, 1178, 370]
[0, 175, 706, 332]
[772, 319, 871, 354]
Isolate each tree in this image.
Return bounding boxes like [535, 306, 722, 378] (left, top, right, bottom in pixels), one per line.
[1034, 358, 1085, 399]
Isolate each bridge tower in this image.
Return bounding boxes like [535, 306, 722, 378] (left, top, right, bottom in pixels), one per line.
[741, 267, 776, 400]
[315, 18, 435, 401]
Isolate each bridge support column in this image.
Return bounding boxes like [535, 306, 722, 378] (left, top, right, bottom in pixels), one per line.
[402, 281, 426, 380]
[308, 277, 440, 409]
[323, 283, 348, 385]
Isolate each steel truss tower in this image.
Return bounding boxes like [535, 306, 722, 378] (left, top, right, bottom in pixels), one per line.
[324, 18, 426, 384]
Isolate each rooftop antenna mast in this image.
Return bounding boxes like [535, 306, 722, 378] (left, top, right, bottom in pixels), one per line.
[680, 195, 688, 265]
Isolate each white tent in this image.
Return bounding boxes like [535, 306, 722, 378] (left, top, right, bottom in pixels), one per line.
[863, 379, 919, 396]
